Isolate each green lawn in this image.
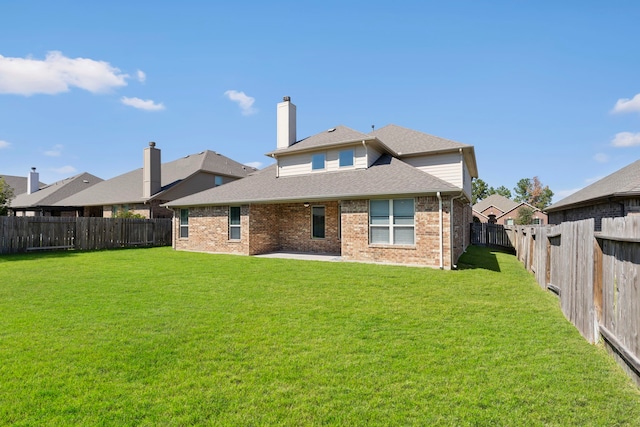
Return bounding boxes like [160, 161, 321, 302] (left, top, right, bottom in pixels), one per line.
[1, 246, 639, 426]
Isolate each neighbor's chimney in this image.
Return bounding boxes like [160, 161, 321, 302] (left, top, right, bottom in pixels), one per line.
[27, 167, 39, 195]
[277, 96, 296, 149]
[143, 142, 161, 199]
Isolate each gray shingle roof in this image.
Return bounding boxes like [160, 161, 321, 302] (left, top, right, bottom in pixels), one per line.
[0, 175, 46, 196]
[165, 155, 460, 207]
[472, 194, 520, 214]
[547, 159, 640, 211]
[10, 172, 102, 208]
[370, 124, 470, 155]
[56, 150, 255, 207]
[266, 125, 376, 156]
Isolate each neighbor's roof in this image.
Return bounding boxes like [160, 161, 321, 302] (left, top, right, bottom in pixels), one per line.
[56, 150, 255, 207]
[166, 155, 460, 207]
[10, 172, 102, 208]
[472, 194, 520, 214]
[0, 174, 46, 196]
[547, 159, 640, 212]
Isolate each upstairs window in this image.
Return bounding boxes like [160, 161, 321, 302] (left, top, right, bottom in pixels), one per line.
[311, 153, 326, 170]
[369, 199, 415, 245]
[180, 209, 189, 238]
[215, 175, 223, 186]
[339, 149, 354, 167]
[229, 206, 241, 240]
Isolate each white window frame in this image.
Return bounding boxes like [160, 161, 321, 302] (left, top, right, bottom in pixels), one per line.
[311, 153, 326, 171]
[339, 149, 354, 168]
[229, 206, 241, 240]
[179, 208, 189, 238]
[369, 199, 415, 245]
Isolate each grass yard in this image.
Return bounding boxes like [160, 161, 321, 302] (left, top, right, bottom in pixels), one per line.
[1, 246, 639, 426]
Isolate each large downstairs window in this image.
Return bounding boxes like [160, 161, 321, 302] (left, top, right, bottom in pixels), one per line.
[179, 208, 189, 238]
[369, 199, 415, 245]
[229, 206, 241, 240]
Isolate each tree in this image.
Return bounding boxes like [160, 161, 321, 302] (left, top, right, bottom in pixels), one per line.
[0, 177, 15, 216]
[513, 176, 553, 210]
[515, 206, 534, 225]
[472, 178, 489, 204]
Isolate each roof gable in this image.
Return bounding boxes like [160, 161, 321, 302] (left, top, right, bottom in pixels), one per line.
[55, 150, 255, 207]
[472, 194, 519, 214]
[370, 124, 470, 155]
[266, 125, 375, 156]
[547, 159, 640, 211]
[10, 172, 102, 208]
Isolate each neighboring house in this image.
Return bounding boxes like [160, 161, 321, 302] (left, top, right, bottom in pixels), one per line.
[546, 158, 640, 230]
[0, 172, 46, 196]
[165, 97, 479, 269]
[55, 143, 256, 218]
[10, 169, 102, 216]
[472, 194, 547, 225]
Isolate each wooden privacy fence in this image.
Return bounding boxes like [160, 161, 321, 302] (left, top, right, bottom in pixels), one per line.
[0, 217, 172, 254]
[470, 222, 515, 250]
[510, 217, 640, 385]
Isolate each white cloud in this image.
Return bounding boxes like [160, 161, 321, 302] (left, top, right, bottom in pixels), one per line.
[611, 131, 640, 147]
[0, 51, 129, 96]
[44, 144, 63, 157]
[224, 90, 257, 116]
[51, 165, 77, 174]
[244, 161, 262, 169]
[137, 70, 146, 83]
[121, 96, 165, 111]
[612, 93, 640, 114]
[593, 153, 609, 163]
[0, 140, 10, 149]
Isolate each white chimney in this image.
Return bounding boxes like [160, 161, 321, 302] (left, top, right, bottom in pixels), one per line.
[277, 96, 296, 149]
[27, 167, 39, 194]
[143, 142, 161, 199]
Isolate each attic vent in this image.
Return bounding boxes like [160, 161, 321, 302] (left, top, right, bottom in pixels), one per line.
[83, 180, 89, 183]
[328, 128, 336, 133]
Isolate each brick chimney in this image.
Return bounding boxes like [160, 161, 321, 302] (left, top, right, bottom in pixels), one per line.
[143, 142, 161, 199]
[27, 167, 39, 194]
[277, 96, 296, 149]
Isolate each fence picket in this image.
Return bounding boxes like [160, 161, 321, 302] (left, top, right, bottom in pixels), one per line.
[0, 217, 172, 254]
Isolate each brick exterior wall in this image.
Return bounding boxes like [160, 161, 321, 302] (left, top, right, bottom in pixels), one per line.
[452, 198, 472, 265]
[175, 196, 465, 269]
[341, 196, 452, 268]
[548, 198, 640, 231]
[173, 205, 249, 254]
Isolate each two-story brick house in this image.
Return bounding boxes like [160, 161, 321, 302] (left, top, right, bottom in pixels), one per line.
[165, 97, 478, 269]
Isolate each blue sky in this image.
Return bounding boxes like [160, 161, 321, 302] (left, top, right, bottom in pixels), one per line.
[1, 1, 640, 202]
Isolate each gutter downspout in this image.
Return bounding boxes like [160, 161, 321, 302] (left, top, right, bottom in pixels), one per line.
[437, 191, 443, 269]
[271, 154, 279, 178]
[362, 140, 367, 167]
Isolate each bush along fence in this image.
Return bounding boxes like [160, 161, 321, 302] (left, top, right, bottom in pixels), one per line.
[0, 217, 172, 254]
[504, 217, 640, 386]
